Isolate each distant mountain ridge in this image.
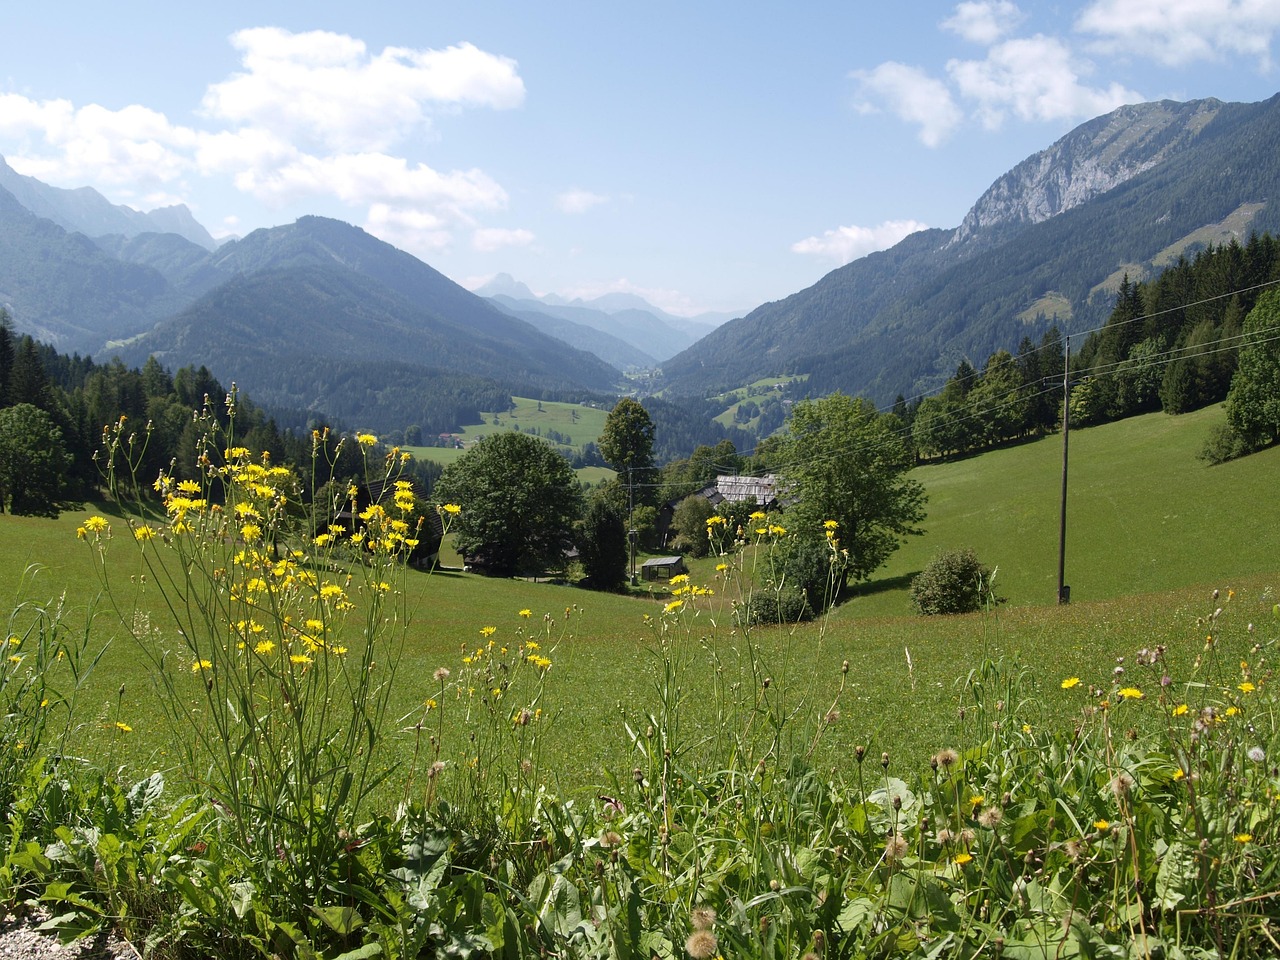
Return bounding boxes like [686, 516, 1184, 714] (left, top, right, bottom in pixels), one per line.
[0, 156, 216, 250]
[105, 217, 623, 428]
[660, 94, 1280, 403]
[473, 272, 731, 364]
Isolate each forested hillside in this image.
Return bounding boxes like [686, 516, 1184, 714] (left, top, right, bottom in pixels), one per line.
[895, 235, 1280, 461]
[660, 95, 1280, 405]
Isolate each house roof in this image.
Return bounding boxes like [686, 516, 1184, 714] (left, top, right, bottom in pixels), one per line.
[642, 556, 686, 568]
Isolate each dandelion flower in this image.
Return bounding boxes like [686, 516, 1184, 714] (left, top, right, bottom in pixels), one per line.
[84, 516, 110, 533]
[1173, 704, 1189, 717]
[935, 748, 959, 769]
[977, 806, 1003, 829]
[1118, 687, 1144, 700]
[440, 503, 462, 515]
[953, 852, 973, 865]
[480, 626, 497, 637]
[254, 640, 276, 655]
[664, 599, 684, 613]
[114, 722, 133, 734]
[357, 433, 378, 446]
[519, 608, 532, 618]
[1235, 833, 1253, 844]
[191, 659, 213, 673]
[884, 834, 909, 861]
[1093, 819, 1110, 831]
[290, 654, 313, 665]
[1061, 677, 1081, 689]
[1239, 681, 1256, 693]
[685, 930, 718, 960]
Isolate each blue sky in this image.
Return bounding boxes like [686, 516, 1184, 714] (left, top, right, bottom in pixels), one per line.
[1, 1, 1278, 317]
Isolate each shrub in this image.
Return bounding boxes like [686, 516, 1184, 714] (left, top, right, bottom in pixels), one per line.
[1198, 421, 1254, 465]
[910, 547, 1000, 615]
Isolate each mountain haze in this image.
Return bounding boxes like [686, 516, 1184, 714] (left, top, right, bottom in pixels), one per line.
[108, 218, 622, 428]
[0, 156, 216, 250]
[660, 94, 1280, 403]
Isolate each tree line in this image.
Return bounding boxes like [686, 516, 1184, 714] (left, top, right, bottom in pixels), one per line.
[887, 233, 1280, 461]
[0, 311, 440, 515]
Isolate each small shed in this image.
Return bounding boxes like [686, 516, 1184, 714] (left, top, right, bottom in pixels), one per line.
[641, 555, 688, 583]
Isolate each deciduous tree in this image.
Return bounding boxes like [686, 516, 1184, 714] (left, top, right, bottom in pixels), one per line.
[1226, 290, 1280, 450]
[433, 432, 582, 577]
[779, 393, 926, 584]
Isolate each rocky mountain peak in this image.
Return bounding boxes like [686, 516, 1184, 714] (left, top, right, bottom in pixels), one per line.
[951, 98, 1224, 247]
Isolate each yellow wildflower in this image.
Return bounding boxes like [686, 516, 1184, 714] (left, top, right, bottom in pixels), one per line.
[254, 640, 276, 655]
[357, 433, 378, 446]
[1239, 682, 1256, 693]
[1118, 687, 1144, 700]
[440, 503, 462, 515]
[191, 659, 213, 672]
[1061, 677, 1081, 689]
[84, 516, 109, 533]
[114, 722, 133, 734]
[519, 608, 532, 618]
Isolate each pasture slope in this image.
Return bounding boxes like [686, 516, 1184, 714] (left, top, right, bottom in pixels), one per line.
[0, 403, 1274, 789]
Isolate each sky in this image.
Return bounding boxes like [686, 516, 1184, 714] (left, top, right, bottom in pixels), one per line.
[1, 1, 1278, 319]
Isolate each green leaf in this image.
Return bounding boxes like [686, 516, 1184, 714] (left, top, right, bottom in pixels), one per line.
[310, 904, 366, 937]
[332, 942, 383, 960]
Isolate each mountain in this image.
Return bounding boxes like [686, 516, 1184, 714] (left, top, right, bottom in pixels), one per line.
[0, 184, 190, 347]
[660, 95, 1280, 403]
[474, 273, 727, 363]
[107, 218, 622, 429]
[0, 155, 216, 249]
[487, 295, 660, 371]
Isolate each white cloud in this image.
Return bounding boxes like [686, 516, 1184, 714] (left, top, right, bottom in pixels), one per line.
[1076, 0, 1280, 68]
[365, 202, 453, 256]
[555, 188, 608, 214]
[791, 220, 929, 264]
[947, 36, 1141, 129]
[229, 151, 508, 215]
[942, 1, 1025, 44]
[856, 3, 1146, 145]
[0, 94, 196, 189]
[472, 226, 535, 252]
[853, 62, 964, 147]
[202, 28, 525, 152]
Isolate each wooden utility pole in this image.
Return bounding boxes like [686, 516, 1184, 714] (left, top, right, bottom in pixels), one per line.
[1057, 336, 1071, 605]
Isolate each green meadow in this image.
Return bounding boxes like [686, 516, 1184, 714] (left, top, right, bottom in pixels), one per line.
[6, 402, 1276, 800]
[405, 396, 611, 468]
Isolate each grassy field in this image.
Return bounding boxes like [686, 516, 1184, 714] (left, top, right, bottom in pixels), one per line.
[405, 396, 610, 466]
[5, 403, 1277, 804]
